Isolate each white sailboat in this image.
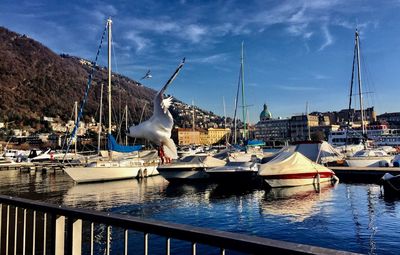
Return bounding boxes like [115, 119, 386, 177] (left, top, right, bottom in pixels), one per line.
[64, 18, 158, 183]
[344, 30, 394, 167]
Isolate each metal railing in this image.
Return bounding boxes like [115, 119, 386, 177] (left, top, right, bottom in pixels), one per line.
[0, 195, 357, 255]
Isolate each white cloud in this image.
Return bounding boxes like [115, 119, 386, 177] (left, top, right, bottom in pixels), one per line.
[124, 31, 152, 52]
[184, 24, 207, 43]
[275, 85, 322, 91]
[319, 25, 333, 51]
[191, 53, 229, 64]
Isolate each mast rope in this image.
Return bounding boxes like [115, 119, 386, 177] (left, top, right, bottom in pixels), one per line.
[63, 21, 108, 163]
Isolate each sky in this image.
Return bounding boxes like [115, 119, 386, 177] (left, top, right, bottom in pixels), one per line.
[1, 0, 400, 124]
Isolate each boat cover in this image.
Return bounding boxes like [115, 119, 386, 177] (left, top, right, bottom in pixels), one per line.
[179, 155, 226, 167]
[246, 139, 266, 147]
[258, 151, 333, 176]
[107, 134, 142, 153]
[274, 141, 343, 164]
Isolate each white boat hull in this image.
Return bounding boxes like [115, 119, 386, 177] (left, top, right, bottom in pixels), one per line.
[64, 165, 158, 183]
[345, 156, 393, 167]
[263, 174, 334, 188]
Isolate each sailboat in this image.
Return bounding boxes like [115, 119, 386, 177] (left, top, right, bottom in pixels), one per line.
[64, 18, 159, 183]
[343, 30, 394, 167]
[207, 42, 262, 182]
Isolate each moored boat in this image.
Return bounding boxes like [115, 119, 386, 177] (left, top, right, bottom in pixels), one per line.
[258, 151, 337, 188]
[205, 161, 259, 183]
[345, 149, 393, 167]
[64, 157, 158, 183]
[380, 173, 400, 197]
[157, 155, 226, 181]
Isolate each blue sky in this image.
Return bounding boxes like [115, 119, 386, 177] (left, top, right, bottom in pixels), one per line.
[2, 0, 400, 124]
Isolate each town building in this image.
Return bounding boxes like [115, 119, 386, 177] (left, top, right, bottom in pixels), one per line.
[289, 115, 319, 141]
[172, 127, 230, 146]
[254, 103, 291, 146]
[377, 112, 400, 127]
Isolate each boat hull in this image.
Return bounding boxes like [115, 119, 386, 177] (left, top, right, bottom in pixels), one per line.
[261, 172, 335, 188]
[345, 156, 393, 167]
[206, 169, 259, 184]
[64, 165, 158, 183]
[381, 173, 400, 197]
[157, 167, 209, 181]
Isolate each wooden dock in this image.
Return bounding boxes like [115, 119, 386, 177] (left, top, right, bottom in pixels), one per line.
[0, 162, 72, 173]
[330, 166, 400, 182]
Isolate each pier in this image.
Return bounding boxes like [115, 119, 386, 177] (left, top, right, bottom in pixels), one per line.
[0, 195, 358, 255]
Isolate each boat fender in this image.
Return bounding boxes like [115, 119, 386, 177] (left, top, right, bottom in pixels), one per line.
[143, 168, 148, 177]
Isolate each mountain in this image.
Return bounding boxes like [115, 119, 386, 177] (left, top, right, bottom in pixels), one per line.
[0, 26, 226, 131]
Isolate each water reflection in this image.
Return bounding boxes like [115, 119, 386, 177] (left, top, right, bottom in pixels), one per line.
[261, 182, 336, 222]
[63, 176, 169, 210]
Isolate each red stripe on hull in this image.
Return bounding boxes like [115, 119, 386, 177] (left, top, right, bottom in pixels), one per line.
[264, 172, 334, 180]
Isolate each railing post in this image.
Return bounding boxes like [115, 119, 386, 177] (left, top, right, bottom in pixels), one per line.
[144, 233, 148, 255]
[66, 218, 82, 255]
[90, 222, 94, 255]
[23, 209, 26, 255]
[0, 203, 2, 253]
[6, 205, 10, 255]
[32, 210, 36, 255]
[124, 229, 128, 255]
[43, 212, 47, 255]
[166, 237, 170, 255]
[51, 215, 65, 255]
[106, 225, 111, 255]
[14, 206, 18, 255]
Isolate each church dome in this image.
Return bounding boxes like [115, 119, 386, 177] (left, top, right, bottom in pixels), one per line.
[260, 103, 272, 121]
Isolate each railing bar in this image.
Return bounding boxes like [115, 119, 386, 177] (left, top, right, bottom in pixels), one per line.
[6, 205, 10, 255]
[0, 195, 355, 255]
[144, 233, 148, 255]
[124, 229, 128, 255]
[220, 248, 225, 255]
[14, 206, 18, 255]
[90, 222, 94, 255]
[106, 225, 111, 255]
[0, 203, 2, 253]
[166, 237, 170, 255]
[32, 210, 36, 255]
[43, 212, 47, 255]
[192, 242, 196, 255]
[23, 209, 27, 255]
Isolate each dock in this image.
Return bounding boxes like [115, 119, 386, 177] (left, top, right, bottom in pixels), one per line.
[330, 166, 400, 182]
[0, 161, 81, 173]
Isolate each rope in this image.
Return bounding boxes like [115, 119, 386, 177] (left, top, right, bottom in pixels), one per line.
[63, 21, 108, 163]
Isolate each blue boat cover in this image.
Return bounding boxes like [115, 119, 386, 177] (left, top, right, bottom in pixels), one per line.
[107, 134, 142, 152]
[246, 139, 266, 147]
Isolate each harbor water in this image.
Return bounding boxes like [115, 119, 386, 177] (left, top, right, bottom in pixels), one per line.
[0, 170, 399, 254]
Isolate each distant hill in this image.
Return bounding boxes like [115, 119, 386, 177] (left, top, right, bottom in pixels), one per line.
[0, 26, 225, 131]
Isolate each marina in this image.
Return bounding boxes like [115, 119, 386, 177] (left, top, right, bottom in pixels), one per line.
[0, 169, 397, 254]
[2, 0, 400, 254]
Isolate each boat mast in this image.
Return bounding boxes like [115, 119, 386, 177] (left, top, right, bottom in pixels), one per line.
[107, 18, 112, 160]
[125, 104, 128, 146]
[306, 101, 311, 141]
[241, 41, 247, 141]
[234, 97, 237, 144]
[355, 29, 366, 137]
[192, 100, 195, 132]
[98, 83, 104, 153]
[223, 96, 228, 145]
[74, 101, 78, 154]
